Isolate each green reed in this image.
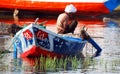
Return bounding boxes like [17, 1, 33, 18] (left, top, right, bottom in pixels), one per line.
[33, 56, 91, 72]
[111, 59, 120, 72]
[0, 49, 4, 58]
[56, 57, 64, 70]
[34, 58, 39, 71]
[9, 55, 120, 73]
[71, 56, 79, 70]
[0, 48, 11, 59]
[45, 56, 57, 71]
[0, 64, 8, 71]
[90, 57, 120, 73]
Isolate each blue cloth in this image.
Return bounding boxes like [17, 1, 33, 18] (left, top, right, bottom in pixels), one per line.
[62, 36, 83, 42]
[106, 21, 119, 28]
[88, 38, 102, 57]
[104, 0, 120, 12]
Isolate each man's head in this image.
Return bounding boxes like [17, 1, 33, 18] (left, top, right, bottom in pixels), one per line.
[65, 4, 77, 14]
[65, 4, 77, 18]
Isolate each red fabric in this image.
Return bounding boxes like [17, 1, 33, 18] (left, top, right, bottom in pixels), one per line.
[20, 46, 64, 58]
[23, 29, 33, 40]
[36, 30, 48, 40]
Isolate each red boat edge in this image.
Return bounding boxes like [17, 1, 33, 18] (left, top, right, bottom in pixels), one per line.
[20, 45, 63, 58]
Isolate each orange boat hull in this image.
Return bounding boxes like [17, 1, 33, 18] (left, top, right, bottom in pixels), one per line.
[0, 0, 110, 15]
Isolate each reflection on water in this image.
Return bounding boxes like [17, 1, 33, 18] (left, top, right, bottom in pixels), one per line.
[0, 22, 120, 74]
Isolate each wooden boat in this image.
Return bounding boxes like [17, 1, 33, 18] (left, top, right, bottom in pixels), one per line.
[13, 22, 87, 58]
[12, 18, 102, 58]
[0, 0, 120, 15]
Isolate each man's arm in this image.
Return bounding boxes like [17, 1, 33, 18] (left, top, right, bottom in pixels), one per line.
[56, 13, 68, 34]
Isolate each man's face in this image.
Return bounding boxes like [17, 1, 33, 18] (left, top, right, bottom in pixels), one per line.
[68, 13, 75, 18]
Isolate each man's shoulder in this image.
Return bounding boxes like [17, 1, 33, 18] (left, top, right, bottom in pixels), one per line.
[59, 13, 68, 18]
[59, 13, 67, 16]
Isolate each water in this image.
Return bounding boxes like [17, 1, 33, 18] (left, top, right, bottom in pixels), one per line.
[0, 19, 120, 74]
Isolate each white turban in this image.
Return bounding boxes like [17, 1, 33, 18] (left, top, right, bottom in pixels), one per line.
[65, 4, 77, 13]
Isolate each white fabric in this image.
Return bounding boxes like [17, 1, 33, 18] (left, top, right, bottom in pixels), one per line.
[65, 4, 77, 13]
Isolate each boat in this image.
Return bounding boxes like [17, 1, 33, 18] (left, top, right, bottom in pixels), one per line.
[0, 0, 120, 15]
[13, 23, 87, 58]
[12, 18, 102, 58]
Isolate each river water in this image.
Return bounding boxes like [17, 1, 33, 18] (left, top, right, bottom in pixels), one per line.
[0, 17, 120, 74]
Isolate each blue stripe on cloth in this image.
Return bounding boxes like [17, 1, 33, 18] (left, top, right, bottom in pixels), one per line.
[62, 36, 83, 42]
[53, 36, 86, 55]
[106, 21, 119, 28]
[104, 0, 120, 12]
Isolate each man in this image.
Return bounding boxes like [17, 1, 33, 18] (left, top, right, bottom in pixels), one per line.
[56, 4, 78, 34]
[8, 9, 22, 36]
[13, 9, 19, 24]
